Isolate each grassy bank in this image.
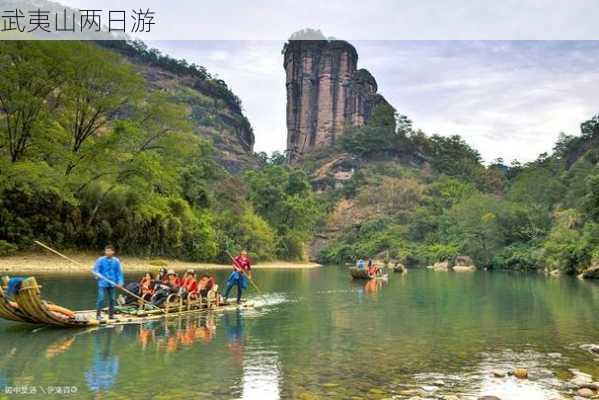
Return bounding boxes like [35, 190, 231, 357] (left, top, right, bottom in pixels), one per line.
[0, 252, 321, 275]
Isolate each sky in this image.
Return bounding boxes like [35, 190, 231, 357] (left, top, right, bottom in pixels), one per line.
[51, 0, 599, 40]
[149, 40, 599, 163]
[42, 0, 599, 163]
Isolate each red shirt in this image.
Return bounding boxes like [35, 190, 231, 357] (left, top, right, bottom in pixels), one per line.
[139, 277, 154, 295]
[168, 277, 181, 289]
[233, 256, 251, 273]
[183, 277, 198, 294]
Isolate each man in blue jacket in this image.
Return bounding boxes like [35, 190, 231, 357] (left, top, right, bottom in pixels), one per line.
[93, 244, 124, 320]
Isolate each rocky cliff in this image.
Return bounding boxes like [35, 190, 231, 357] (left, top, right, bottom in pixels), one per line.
[284, 39, 387, 161]
[0, 0, 258, 172]
[103, 41, 258, 172]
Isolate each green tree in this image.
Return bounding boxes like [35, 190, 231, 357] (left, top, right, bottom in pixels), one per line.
[59, 43, 144, 175]
[245, 165, 323, 259]
[0, 42, 65, 162]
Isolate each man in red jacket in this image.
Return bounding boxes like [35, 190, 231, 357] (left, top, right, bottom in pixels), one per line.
[223, 250, 252, 304]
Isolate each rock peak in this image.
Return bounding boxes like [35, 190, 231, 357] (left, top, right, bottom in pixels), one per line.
[283, 36, 387, 161]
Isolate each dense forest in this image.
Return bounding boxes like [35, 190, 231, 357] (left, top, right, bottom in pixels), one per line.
[0, 41, 321, 262]
[316, 102, 599, 275]
[1, 40, 599, 275]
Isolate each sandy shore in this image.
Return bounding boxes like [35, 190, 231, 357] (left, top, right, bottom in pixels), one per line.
[0, 252, 321, 275]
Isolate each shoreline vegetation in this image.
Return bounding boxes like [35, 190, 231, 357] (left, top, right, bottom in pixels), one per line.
[0, 252, 321, 275]
[2, 41, 599, 280]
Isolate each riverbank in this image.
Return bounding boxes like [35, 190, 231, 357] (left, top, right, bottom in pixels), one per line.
[0, 252, 321, 275]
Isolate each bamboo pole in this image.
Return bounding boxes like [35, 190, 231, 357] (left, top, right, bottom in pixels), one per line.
[33, 240, 166, 314]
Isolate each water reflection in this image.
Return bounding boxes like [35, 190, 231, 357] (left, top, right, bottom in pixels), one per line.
[363, 277, 387, 295]
[241, 350, 280, 400]
[85, 329, 119, 396]
[0, 268, 597, 399]
[224, 310, 246, 365]
[221, 310, 281, 399]
[45, 335, 76, 360]
[353, 276, 388, 301]
[147, 315, 217, 353]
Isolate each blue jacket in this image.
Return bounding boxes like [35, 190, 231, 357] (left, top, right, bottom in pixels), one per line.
[93, 256, 124, 288]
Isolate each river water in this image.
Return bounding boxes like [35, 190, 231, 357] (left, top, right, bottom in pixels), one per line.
[0, 267, 598, 399]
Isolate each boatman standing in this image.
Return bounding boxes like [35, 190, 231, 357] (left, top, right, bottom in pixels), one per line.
[93, 244, 124, 320]
[223, 250, 252, 304]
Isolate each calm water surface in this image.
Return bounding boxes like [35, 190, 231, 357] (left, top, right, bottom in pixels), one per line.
[0, 267, 598, 399]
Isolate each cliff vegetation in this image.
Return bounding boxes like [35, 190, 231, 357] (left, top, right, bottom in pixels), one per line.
[313, 102, 599, 276]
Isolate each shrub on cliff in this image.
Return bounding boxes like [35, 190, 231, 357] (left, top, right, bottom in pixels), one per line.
[339, 103, 410, 157]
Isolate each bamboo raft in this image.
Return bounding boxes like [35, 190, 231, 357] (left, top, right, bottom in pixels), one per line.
[0, 277, 252, 328]
[349, 267, 388, 280]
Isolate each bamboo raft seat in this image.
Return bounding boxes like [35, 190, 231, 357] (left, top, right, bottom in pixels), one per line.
[0, 277, 251, 328]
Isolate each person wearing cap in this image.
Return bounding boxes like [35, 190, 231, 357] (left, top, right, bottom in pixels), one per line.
[157, 267, 169, 284]
[150, 270, 180, 307]
[166, 270, 181, 290]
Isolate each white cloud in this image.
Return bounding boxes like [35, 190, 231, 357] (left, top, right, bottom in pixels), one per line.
[145, 40, 598, 163]
[357, 41, 599, 162]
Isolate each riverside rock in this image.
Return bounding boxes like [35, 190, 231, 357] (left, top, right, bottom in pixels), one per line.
[453, 265, 476, 272]
[455, 255, 474, 266]
[393, 263, 407, 274]
[512, 368, 528, 379]
[576, 388, 594, 398]
[572, 375, 593, 386]
[580, 265, 599, 279]
[579, 344, 599, 354]
[453, 255, 476, 271]
[432, 261, 450, 271]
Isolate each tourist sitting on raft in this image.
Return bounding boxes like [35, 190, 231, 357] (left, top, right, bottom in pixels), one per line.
[198, 275, 216, 297]
[148, 269, 180, 306]
[139, 272, 155, 299]
[181, 269, 199, 299]
[2, 276, 25, 309]
[367, 259, 381, 276]
[157, 267, 169, 284]
[145, 269, 217, 307]
[118, 268, 218, 308]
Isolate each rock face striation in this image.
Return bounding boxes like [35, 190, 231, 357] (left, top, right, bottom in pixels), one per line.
[283, 39, 387, 161]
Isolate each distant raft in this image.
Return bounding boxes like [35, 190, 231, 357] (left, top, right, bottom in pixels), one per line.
[349, 267, 388, 280]
[0, 277, 252, 328]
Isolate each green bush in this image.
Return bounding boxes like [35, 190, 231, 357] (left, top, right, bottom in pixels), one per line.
[491, 243, 542, 270]
[0, 240, 17, 257]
